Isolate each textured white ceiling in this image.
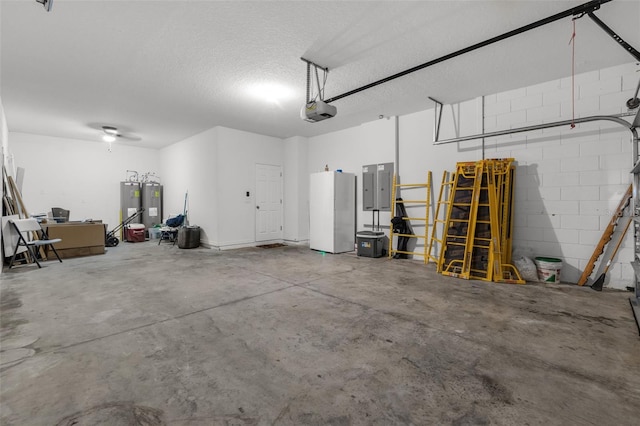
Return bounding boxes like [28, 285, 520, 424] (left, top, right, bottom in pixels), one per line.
[1, 0, 639, 148]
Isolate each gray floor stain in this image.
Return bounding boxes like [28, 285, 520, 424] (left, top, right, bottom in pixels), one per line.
[476, 374, 513, 405]
[0, 288, 26, 340]
[0, 348, 36, 365]
[54, 402, 165, 426]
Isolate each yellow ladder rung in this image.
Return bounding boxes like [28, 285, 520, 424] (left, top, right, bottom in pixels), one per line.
[441, 272, 469, 280]
[391, 250, 427, 257]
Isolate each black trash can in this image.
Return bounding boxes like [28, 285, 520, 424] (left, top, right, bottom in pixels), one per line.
[178, 226, 201, 249]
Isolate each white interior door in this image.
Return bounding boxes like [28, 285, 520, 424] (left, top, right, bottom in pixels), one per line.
[255, 164, 283, 242]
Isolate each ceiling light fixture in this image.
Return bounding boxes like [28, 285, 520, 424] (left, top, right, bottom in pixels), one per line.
[248, 82, 294, 104]
[102, 126, 118, 143]
[35, 0, 53, 12]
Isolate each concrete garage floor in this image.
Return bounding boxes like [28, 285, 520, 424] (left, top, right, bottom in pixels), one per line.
[1, 242, 639, 425]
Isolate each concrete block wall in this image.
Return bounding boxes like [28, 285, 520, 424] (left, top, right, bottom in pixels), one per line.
[307, 62, 638, 289]
[482, 62, 638, 288]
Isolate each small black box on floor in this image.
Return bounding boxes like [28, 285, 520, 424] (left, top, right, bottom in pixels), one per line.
[356, 231, 385, 258]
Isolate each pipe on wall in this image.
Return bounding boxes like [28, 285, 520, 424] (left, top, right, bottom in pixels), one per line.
[395, 115, 400, 177]
[481, 96, 486, 160]
[433, 114, 636, 146]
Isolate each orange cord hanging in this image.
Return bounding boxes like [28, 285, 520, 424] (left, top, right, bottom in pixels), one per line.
[569, 19, 577, 129]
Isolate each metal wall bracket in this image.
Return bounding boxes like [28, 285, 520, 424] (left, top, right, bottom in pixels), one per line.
[632, 104, 640, 129]
[301, 58, 329, 104]
[428, 97, 443, 143]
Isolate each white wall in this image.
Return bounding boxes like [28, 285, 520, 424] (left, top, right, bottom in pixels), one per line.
[306, 100, 481, 257]
[0, 97, 8, 163]
[283, 135, 309, 243]
[308, 119, 396, 234]
[1, 97, 8, 269]
[10, 133, 160, 233]
[216, 126, 283, 248]
[160, 127, 219, 245]
[160, 126, 285, 249]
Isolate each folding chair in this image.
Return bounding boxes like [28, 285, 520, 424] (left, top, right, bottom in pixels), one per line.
[8, 218, 63, 269]
[158, 214, 183, 246]
[158, 227, 178, 245]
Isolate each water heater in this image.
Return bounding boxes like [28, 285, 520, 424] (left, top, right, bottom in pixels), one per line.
[141, 182, 163, 228]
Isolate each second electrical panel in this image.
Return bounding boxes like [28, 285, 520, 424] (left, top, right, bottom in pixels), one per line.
[362, 162, 393, 211]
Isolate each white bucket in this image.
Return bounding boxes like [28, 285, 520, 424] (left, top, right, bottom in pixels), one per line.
[148, 227, 161, 240]
[534, 257, 562, 283]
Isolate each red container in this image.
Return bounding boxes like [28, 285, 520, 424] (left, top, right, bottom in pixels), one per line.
[125, 224, 146, 242]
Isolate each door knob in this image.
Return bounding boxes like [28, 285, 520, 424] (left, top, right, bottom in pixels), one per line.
[256, 206, 260, 209]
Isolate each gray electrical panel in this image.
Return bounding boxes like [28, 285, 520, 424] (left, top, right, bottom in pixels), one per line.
[120, 181, 142, 224]
[362, 162, 394, 211]
[141, 183, 163, 228]
[362, 164, 377, 211]
[377, 163, 393, 211]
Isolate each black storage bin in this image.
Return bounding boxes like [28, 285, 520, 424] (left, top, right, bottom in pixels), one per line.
[178, 226, 201, 249]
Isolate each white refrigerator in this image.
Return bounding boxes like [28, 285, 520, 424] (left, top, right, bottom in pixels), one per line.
[309, 171, 356, 253]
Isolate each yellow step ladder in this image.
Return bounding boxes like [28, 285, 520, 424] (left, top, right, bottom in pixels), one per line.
[428, 171, 455, 265]
[388, 173, 432, 263]
[440, 162, 483, 279]
[491, 160, 523, 283]
[437, 159, 524, 284]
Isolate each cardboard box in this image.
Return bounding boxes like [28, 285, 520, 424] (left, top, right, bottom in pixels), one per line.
[43, 222, 106, 258]
[55, 246, 105, 259]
